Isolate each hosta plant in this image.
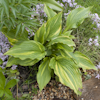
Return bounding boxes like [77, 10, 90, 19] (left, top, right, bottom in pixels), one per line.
[4, 6, 97, 95]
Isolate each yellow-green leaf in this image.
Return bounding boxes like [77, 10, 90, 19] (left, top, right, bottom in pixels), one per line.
[46, 12, 62, 40]
[37, 57, 51, 90]
[48, 36, 75, 47]
[74, 51, 97, 70]
[65, 7, 91, 31]
[6, 56, 39, 67]
[44, 4, 56, 19]
[34, 23, 46, 44]
[4, 41, 46, 60]
[49, 56, 82, 95]
[59, 50, 79, 65]
[56, 43, 74, 52]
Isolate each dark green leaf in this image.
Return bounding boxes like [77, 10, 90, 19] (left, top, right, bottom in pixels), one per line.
[0, 72, 5, 87]
[0, 87, 4, 97]
[0, 59, 3, 65]
[16, 23, 22, 35]
[1, 0, 9, 17]
[9, 6, 17, 18]
[5, 79, 17, 89]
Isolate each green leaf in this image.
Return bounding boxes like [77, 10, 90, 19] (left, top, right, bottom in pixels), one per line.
[5, 41, 46, 60]
[6, 56, 39, 67]
[10, 69, 18, 74]
[46, 12, 62, 40]
[1, 8, 4, 22]
[4, 88, 12, 98]
[48, 36, 75, 47]
[34, 23, 46, 44]
[44, 4, 56, 19]
[40, 0, 63, 11]
[1, 0, 9, 17]
[9, 6, 17, 18]
[37, 57, 51, 91]
[0, 59, 3, 65]
[5, 79, 17, 89]
[0, 87, 4, 97]
[0, 72, 5, 87]
[16, 23, 22, 35]
[49, 56, 82, 95]
[65, 7, 91, 31]
[74, 51, 97, 70]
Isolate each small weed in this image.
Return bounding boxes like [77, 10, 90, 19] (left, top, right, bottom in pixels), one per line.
[32, 86, 38, 95]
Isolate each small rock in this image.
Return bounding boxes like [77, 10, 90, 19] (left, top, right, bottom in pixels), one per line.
[22, 85, 28, 90]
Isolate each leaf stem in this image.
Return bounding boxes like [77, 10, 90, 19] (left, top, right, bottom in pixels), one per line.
[17, 82, 18, 100]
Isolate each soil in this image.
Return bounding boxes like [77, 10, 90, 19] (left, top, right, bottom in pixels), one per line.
[13, 66, 100, 100]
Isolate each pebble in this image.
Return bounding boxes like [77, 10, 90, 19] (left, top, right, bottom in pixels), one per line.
[32, 80, 75, 100]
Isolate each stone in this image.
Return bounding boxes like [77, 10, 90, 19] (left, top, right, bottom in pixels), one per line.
[77, 77, 100, 100]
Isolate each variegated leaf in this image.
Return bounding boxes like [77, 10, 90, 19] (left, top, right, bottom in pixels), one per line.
[6, 56, 39, 67]
[37, 57, 51, 90]
[62, 30, 75, 39]
[46, 12, 62, 40]
[44, 4, 57, 19]
[5, 40, 46, 60]
[59, 50, 79, 65]
[64, 7, 91, 32]
[47, 36, 75, 47]
[49, 56, 82, 95]
[56, 43, 74, 52]
[34, 23, 46, 44]
[74, 51, 97, 70]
